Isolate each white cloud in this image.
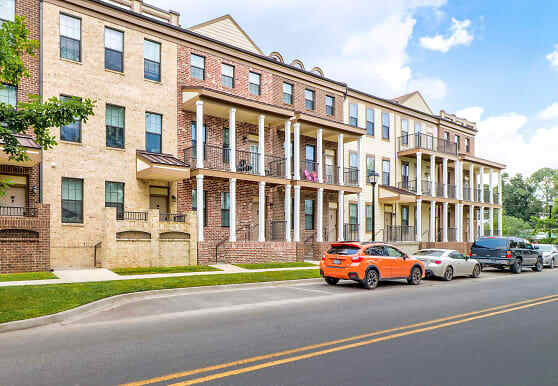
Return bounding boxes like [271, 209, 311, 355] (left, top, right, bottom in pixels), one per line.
[456, 106, 483, 123]
[407, 77, 447, 100]
[546, 45, 558, 70]
[419, 18, 474, 53]
[538, 103, 558, 120]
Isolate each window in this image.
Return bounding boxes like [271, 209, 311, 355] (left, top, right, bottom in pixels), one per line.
[414, 121, 422, 134]
[304, 199, 314, 230]
[221, 192, 230, 227]
[144, 40, 161, 81]
[366, 204, 373, 232]
[328, 245, 359, 255]
[61, 177, 83, 223]
[0, 84, 17, 107]
[349, 152, 359, 169]
[382, 112, 390, 139]
[191, 54, 205, 80]
[385, 246, 405, 258]
[401, 206, 409, 226]
[223, 127, 230, 163]
[305, 89, 315, 110]
[0, 0, 14, 25]
[366, 108, 374, 135]
[455, 135, 460, 151]
[191, 121, 206, 160]
[444, 131, 450, 141]
[401, 119, 408, 145]
[221, 63, 234, 88]
[145, 112, 162, 153]
[365, 246, 385, 256]
[283, 82, 293, 104]
[349, 103, 358, 127]
[366, 156, 375, 180]
[60, 14, 81, 62]
[105, 28, 123, 72]
[60, 95, 81, 142]
[105, 181, 124, 219]
[305, 144, 316, 173]
[325, 95, 334, 116]
[349, 203, 358, 225]
[249, 72, 261, 96]
[106, 104, 125, 148]
[382, 159, 390, 185]
[192, 189, 207, 226]
[465, 138, 470, 152]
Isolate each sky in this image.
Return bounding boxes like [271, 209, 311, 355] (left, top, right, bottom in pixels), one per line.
[151, 0, 558, 176]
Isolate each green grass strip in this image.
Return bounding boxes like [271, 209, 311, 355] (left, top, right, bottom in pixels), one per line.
[235, 262, 317, 269]
[112, 265, 221, 275]
[0, 272, 57, 282]
[0, 269, 320, 324]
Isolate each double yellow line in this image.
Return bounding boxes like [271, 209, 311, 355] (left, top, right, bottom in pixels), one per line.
[122, 293, 558, 386]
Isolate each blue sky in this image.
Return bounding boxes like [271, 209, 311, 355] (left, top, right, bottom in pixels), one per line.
[153, 0, 558, 175]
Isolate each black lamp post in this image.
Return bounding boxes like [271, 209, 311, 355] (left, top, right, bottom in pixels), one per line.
[549, 204, 553, 240]
[368, 171, 379, 241]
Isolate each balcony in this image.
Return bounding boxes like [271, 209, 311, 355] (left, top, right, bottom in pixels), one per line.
[344, 223, 359, 241]
[159, 213, 186, 222]
[0, 206, 37, 217]
[397, 179, 417, 193]
[324, 164, 339, 185]
[447, 184, 457, 199]
[436, 184, 445, 198]
[483, 189, 491, 203]
[421, 180, 432, 196]
[385, 225, 416, 242]
[463, 185, 471, 201]
[117, 210, 148, 221]
[397, 133, 458, 156]
[473, 188, 482, 202]
[343, 167, 360, 187]
[300, 160, 319, 182]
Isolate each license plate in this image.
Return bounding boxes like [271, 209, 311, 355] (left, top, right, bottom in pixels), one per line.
[333, 259, 341, 265]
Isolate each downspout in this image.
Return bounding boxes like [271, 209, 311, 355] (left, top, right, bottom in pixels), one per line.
[39, 0, 44, 203]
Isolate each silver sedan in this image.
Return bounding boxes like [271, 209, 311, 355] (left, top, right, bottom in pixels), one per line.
[411, 249, 481, 281]
[534, 244, 558, 268]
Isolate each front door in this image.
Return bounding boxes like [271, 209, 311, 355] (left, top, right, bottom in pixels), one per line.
[150, 195, 168, 214]
[325, 155, 335, 184]
[384, 206, 393, 241]
[327, 207, 337, 241]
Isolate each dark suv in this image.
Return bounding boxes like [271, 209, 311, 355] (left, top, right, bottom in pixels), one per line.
[471, 237, 543, 274]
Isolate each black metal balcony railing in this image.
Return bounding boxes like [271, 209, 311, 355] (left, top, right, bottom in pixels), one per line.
[324, 164, 339, 185]
[397, 179, 417, 193]
[421, 180, 432, 196]
[267, 220, 287, 241]
[160, 213, 185, 222]
[447, 184, 457, 199]
[463, 185, 471, 201]
[493, 190, 499, 204]
[344, 167, 360, 187]
[448, 228, 457, 242]
[300, 160, 319, 182]
[344, 223, 359, 241]
[118, 211, 148, 221]
[436, 184, 445, 197]
[483, 189, 491, 203]
[474, 188, 482, 202]
[397, 133, 458, 155]
[385, 225, 416, 242]
[0, 206, 38, 217]
[265, 155, 286, 178]
[236, 149, 261, 175]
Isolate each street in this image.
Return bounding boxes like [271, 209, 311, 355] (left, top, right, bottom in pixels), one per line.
[2, 268, 558, 386]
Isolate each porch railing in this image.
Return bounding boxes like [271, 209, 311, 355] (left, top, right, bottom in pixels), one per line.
[397, 133, 458, 155]
[118, 211, 148, 221]
[398, 179, 417, 193]
[344, 223, 359, 241]
[447, 184, 457, 199]
[267, 220, 287, 241]
[436, 184, 445, 198]
[422, 180, 432, 196]
[0, 206, 37, 217]
[463, 185, 471, 201]
[300, 160, 319, 182]
[236, 149, 261, 175]
[159, 213, 185, 222]
[385, 225, 416, 242]
[493, 190, 499, 204]
[474, 188, 482, 202]
[265, 155, 286, 178]
[483, 189, 491, 203]
[324, 164, 339, 185]
[343, 167, 360, 187]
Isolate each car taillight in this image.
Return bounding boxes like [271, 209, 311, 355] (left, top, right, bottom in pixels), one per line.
[434, 260, 442, 265]
[352, 256, 362, 262]
[469, 252, 472, 257]
[321, 254, 326, 262]
[506, 250, 512, 258]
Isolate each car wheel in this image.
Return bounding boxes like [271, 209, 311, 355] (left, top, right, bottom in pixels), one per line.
[551, 259, 556, 269]
[362, 269, 379, 290]
[533, 259, 543, 272]
[407, 266, 422, 285]
[471, 264, 481, 278]
[324, 277, 339, 285]
[443, 266, 454, 281]
[511, 260, 522, 274]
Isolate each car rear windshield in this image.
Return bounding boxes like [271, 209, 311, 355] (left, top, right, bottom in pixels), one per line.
[536, 244, 553, 252]
[415, 250, 444, 257]
[473, 238, 509, 249]
[327, 246, 360, 255]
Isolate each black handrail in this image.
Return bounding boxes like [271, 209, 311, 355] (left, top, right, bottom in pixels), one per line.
[397, 133, 457, 155]
[343, 167, 360, 187]
[118, 211, 148, 221]
[398, 179, 417, 193]
[159, 213, 185, 222]
[385, 225, 416, 242]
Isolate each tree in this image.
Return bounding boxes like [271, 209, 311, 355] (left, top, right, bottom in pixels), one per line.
[0, 16, 95, 192]
[491, 214, 533, 238]
[529, 168, 558, 215]
[502, 173, 542, 225]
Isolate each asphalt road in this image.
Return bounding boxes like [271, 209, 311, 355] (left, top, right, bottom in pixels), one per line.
[2, 267, 558, 386]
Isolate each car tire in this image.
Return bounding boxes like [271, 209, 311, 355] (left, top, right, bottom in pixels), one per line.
[511, 260, 522, 274]
[324, 277, 339, 285]
[550, 259, 556, 269]
[443, 266, 454, 281]
[533, 259, 543, 272]
[407, 266, 422, 285]
[361, 269, 379, 290]
[471, 264, 481, 278]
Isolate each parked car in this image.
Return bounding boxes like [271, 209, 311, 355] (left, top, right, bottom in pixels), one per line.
[534, 244, 558, 268]
[411, 249, 481, 281]
[320, 241, 425, 289]
[470, 237, 543, 274]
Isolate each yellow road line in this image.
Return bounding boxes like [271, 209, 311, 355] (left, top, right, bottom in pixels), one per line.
[121, 293, 558, 386]
[171, 296, 558, 385]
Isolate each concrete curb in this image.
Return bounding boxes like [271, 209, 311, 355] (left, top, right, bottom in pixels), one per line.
[0, 278, 323, 334]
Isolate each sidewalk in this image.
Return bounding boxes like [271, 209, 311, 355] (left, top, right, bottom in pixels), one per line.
[0, 262, 320, 287]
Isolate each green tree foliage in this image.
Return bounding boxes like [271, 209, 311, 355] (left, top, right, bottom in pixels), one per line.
[491, 214, 533, 238]
[502, 172, 543, 225]
[529, 168, 558, 212]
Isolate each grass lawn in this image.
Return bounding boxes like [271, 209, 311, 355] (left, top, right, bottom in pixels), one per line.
[111, 265, 221, 275]
[0, 272, 57, 282]
[0, 270, 320, 324]
[235, 262, 318, 269]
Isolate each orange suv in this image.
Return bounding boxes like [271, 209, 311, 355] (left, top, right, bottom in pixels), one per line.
[320, 242, 425, 289]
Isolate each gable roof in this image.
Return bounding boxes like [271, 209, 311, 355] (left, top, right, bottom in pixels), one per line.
[188, 14, 263, 55]
[392, 91, 433, 115]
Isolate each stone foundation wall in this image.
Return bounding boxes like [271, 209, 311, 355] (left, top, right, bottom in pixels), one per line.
[197, 240, 297, 265]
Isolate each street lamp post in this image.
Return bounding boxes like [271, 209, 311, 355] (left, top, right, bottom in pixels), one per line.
[549, 204, 553, 240]
[368, 171, 379, 241]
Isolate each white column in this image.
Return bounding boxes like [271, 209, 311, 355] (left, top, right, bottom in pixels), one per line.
[498, 171, 503, 205]
[358, 192, 364, 241]
[258, 181, 265, 241]
[416, 152, 422, 195]
[229, 178, 236, 242]
[317, 128, 323, 183]
[480, 167, 485, 203]
[498, 207, 503, 237]
[480, 206, 485, 236]
[358, 135, 364, 188]
[430, 201, 436, 242]
[317, 188, 324, 242]
[443, 158, 448, 198]
[284, 185, 291, 242]
[338, 190, 344, 240]
[284, 120, 291, 179]
[293, 122, 301, 180]
[196, 175, 204, 242]
[456, 160, 462, 200]
[416, 199, 422, 242]
[489, 207, 494, 236]
[195, 101, 204, 169]
[338, 134, 344, 185]
[469, 205, 474, 242]
[293, 186, 301, 242]
[469, 163, 474, 201]
[430, 154, 436, 197]
[229, 108, 236, 172]
[488, 168, 493, 204]
[455, 203, 462, 242]
[258, 115, 265, 177]
[442, 202, 448, 242]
